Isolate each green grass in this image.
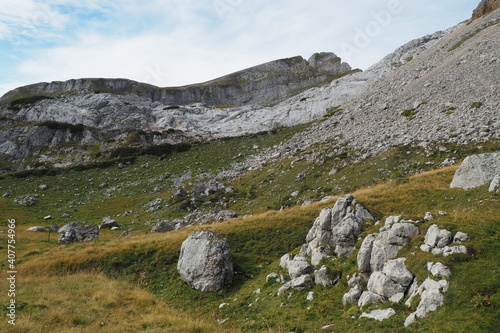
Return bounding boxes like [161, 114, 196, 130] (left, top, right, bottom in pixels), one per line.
[0, 126, 499, 332]
[448, 19, 500, 52]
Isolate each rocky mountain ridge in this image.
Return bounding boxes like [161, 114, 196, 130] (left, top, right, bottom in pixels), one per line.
[1, 6, 499, 170]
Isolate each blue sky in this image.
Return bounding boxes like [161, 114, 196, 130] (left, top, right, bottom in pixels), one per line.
[0, 0, 478, 97]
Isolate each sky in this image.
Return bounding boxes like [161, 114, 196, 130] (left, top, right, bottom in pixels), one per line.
[0, 0, 478, 97]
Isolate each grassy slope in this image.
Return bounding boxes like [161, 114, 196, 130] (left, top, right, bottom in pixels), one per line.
[0, 128, 499, 332]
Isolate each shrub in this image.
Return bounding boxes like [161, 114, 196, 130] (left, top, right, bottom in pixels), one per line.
[471, 102, 483, 109]
[401, 108, 419, 118]
[38, 121, 85, 134]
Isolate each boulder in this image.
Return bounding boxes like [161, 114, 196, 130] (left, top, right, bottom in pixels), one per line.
[177, 230, 233, 292]
[427, 262, 451, 279]
[443, 245, 467, 256]
[100, 216, 119, 229]
[314, 265, 338, 286]
[405, 278, 449, 327]
[58, 222, 99, 243]
[421, 224, 452, 252]
[277, 274, 313, 296]
[48, 223, 59, 232]
[360, 308, 396, 321]
[370, 222, 419, 272]
[450, 152, 500, 189]
[488, 174, 500, 192]
[342, 284, 363, 305]
[453, 231, 470, 243]
[39, 184, 48, 190]
[15, 195, 37, 206]
[358, 291, 385, 308]
[174, 187, 188, 197]
[311, 245, 331, 266]
[215, 210, 238, 222]
[287, 256, 312, 278]
[151, 220, 175, 233]
[367, 271, 407, 299]
[280, 253, 292, 269]
[382, 258, 414, 287]
[306, 195, 373, 258]
[357, 234, 376, 273]
[27, 226, 45, 232]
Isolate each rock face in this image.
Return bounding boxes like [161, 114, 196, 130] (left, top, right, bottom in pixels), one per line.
[450, 152, 500, 189]
[58, 222, 99, 243]
[177, 230, 233, 292]
[472, 0, 500, 19]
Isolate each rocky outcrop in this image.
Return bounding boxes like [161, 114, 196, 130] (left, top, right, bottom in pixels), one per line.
[472, 0, 500, 19]
[420, 224, 469, 256]
[305, 194, 374, 258]
[58, 222, 99, 243]
[404, 278, 450, 327]
[100, 217, 119, 229]
[450, 152, 500, 189]
[177, 230, 233, 292]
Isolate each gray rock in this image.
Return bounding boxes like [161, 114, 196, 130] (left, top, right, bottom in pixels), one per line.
[61, 213, 71, 218]
[382, 258, 414, 287]
[2, 192, 11, 198]
[311, 245, 331, 266]
[266, 273, 280, 283]
[450, 152, 500, 189]
[489, 174, 500, 192]
[15, 195, 37, 206]
[360, 308, 396, 321]
[358, 291, 385, 308]
[427, 262, 451, 278]
[151, 220, 174, 233]
[48, 223, 59, 232]
[357, 234, 376, 273]
[27, 226, 45, 232]
[314, 265, 338, 287]
[287, 256, 312, 278]
[422, 224, 452, 250]
[177, 230, 233, 292]
[280, 253, 291, 269]
[58, 222, 99, 243]
[39, 184, 48, 190]
[100, 216, 119, 229]
[367, 271, 407, 299]
[370, 222, 419, 272]
[405, 278, 449, 327]
[306, 195, 373, 259]
[443, 245, 467, 256]
[215, 210, 238, 222]
[306, 291, 314, 301]
[174, 187, 188, 197]
[342, 284, 363, 305]
[277, 274, 313, 296]
[453, 231, 470, 243]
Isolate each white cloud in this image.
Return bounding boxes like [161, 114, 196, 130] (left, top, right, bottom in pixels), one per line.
[0, 0, 478, 97]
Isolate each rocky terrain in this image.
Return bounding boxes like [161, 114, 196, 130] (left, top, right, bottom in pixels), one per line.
[0, 3, 499, 333]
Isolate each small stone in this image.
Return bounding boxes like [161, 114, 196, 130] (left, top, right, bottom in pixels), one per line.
[27, 226, 45, 232]
[453, 231, 470, 243]
[360, 308, 396, 321]
[39, 184, 48, 190]
[306, 291, 314, 301]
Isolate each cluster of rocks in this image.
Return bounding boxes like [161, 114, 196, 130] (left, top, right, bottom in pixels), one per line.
[177, 230, 233, 292]
[420, 224, 469, 256]
[273, 195, 374, 296]
[341, 212, 469, 326]
[14, 195, 38, 206]
[58, 222, 99, 243]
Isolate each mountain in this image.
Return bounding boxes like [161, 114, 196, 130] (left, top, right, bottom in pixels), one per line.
[0, 3, 499, 333]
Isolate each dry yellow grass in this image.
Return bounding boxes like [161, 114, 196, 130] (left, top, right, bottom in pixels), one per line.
[1, 273, 234, 333]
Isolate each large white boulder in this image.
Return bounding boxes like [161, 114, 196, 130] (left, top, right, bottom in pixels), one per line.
[450, 152, 500, 189]
[177, 230, 233, 292]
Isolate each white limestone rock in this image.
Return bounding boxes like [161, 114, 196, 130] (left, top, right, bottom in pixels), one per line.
[426, 262, 451, 278]
[360, 308, 396, 321]
[177, 230, 233, 292]
[450, 152, 500, 189]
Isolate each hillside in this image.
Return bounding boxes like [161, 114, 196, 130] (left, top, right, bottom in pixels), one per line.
[0, 3, 499, 333]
